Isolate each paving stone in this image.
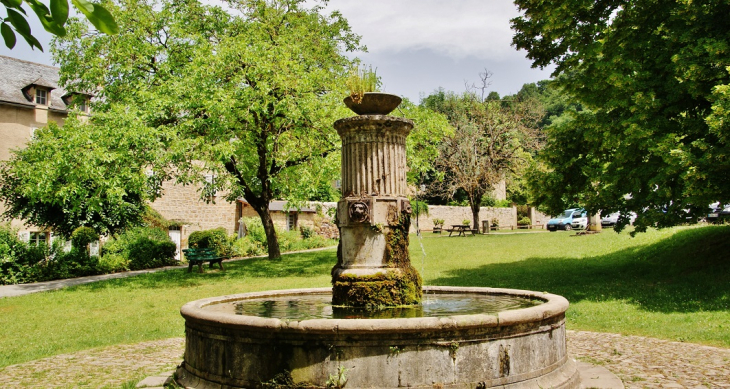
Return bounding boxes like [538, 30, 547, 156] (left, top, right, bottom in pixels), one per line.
[136, 374, 171, 387]
[577, 361, 624, 388]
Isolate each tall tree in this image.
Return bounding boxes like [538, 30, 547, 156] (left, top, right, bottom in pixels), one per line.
[425, 77, 543, 228]
[398, 98, 453, 188]
[53, 0, 361, 259]
[512, 0, 730, 232]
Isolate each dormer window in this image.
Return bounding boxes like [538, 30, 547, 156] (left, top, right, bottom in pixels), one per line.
[61, 93, 92, 113]
[22, 77, 56, 106]
[35, 89, 47, 105]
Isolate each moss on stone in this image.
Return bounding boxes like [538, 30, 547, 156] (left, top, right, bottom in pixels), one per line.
[329, 197, 423, 308]
[331, 213, 422, 307]
[332, 269, 421, 308]
[259, 370, 314, 389]
[384, 214, 410, 268]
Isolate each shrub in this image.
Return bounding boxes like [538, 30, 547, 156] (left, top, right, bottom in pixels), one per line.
[0, 224, 26, 262]
[71, 227, 99, 251]
[432, 218, 445, 227]
[481, 196, 512, 208]
[98, 253, 129, 273]
[104, 227, 177, 271]
[462, 219, 471, 226]
[231, 218, 335, 258]
[142, 206, 184, 230]
[232, 237, 266, 257]
[481, 195, 496, 207]
[298, 234, 330, 250]
[518, 216, 532, 226]
[0, 224, 75, 284]
[127, 238, 177, 270]
[299, 225, 315, 239]
[45, 248, 101, 278]
[103, 227, 169, 257]
[277, 230, 300, 251]
[241, 217, 267, 246]
[188, 227, 233, 258]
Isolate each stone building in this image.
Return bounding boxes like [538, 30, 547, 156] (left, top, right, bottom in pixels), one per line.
[0, 55, 90, 245]
[148, 177, 325, 250]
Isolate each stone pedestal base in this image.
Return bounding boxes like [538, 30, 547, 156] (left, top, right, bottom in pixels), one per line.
[331, 266, 422, 307]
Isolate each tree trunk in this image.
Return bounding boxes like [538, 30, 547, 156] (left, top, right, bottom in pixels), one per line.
[245, 194, 281, 260]
[469, 197, 481, 232]
[253, 205, 281, 260]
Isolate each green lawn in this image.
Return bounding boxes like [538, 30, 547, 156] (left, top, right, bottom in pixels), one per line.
[0, 225, 728, 369]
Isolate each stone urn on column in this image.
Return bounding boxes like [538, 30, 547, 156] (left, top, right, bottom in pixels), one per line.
[331, 93, 422, 308]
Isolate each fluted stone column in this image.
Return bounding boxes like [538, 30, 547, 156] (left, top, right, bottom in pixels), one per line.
[331, 115, 422, 307]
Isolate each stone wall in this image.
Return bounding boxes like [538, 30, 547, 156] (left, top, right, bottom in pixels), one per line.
[149, 181, 237, 249]
[530, 207, 552, 226]
[412, 205, 551, 232]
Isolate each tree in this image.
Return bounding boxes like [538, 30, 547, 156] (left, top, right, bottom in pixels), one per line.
[425, 76, 543, 228]
[1, 0, 117, 51]
[53, 0, 361, 259]
[0, 111, 168, 237]
[397, 98, 453, 187]
[512, 0, 730, 232]
[499, 79, 582, 204]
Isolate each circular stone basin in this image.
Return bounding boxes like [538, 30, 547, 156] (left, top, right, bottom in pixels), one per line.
[176, 286, 579, 388]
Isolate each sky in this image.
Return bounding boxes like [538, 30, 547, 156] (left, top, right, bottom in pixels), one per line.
[0, 0, 555, 103]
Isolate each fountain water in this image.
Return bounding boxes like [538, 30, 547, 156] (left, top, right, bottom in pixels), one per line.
[175, 93, 580, 388]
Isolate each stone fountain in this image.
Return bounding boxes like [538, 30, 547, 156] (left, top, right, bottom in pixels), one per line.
[175, 93, 580, 388]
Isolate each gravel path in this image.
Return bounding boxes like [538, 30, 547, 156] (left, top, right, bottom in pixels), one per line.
[0, 332, 727, 388]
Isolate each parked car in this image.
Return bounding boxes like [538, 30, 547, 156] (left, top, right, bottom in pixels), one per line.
[601, 212, 637, 227]
[571, 212, 589, 229]
[547, 208, 584, 231]
[707, 202, 730, 223]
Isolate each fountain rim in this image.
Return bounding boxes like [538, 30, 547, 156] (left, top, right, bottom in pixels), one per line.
[180, 286, 569, 334]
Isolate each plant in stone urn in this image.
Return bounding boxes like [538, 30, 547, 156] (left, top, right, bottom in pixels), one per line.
[343, 64, 402, 115]
[345, 64, 380, 104]
[432, 218, 445, 229]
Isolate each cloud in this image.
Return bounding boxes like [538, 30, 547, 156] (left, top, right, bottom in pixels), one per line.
[325, 0, 522, 60]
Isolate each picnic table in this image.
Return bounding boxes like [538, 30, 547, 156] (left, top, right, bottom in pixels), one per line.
[447, 224, 477, 237]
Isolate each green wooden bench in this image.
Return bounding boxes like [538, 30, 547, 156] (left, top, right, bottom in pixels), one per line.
[183, 247, 224, 273]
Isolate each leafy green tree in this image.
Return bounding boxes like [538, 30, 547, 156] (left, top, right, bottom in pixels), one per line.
[53, 0, 361, 259]
[499, 79, 583, 204]
[397, 98, 453, 187]
[0, 111, 168, 237]
[1, 0, 117, 51]
[512, 0, 730, 232]
[426, 83, 543, 228]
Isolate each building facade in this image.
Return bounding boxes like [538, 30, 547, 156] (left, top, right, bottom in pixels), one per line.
[0, 55, 91, 245]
